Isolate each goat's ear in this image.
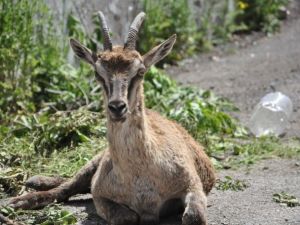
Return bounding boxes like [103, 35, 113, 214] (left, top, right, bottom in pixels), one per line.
[70, 38, 97, 66]
[142, 34, 176, 69]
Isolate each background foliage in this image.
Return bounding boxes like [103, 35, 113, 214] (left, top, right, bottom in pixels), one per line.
[139, 0, 290, 62]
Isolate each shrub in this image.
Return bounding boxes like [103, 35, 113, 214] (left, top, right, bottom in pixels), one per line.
[138, 0, 289, 57]
[139, 0, 198, 63]
[11, 109, 105, 156]
[0, 0, 103, 122]
[144, 67, 243, 138]
[0, 0, 57, 114]
[236, 0, 289, 33]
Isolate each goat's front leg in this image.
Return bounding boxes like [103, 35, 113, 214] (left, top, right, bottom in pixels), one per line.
[181, 186, 208, 225]
[93, 197, 139, 225]
[9, 153, 103, 209]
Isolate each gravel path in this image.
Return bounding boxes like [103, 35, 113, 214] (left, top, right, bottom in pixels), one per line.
[208, 159, 300, 225]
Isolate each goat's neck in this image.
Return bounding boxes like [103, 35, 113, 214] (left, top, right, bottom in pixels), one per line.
[106, 85, 152, 168]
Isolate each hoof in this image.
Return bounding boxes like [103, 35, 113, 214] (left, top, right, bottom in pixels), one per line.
[182, 204, 207, 225]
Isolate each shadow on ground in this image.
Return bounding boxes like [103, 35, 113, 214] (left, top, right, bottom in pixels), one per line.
[64, 196, 182, 225]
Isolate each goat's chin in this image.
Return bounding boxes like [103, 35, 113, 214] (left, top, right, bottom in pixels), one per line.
[109, 115, 127, 123]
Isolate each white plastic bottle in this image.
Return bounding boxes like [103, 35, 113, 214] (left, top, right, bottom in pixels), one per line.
[249, 92, 293, 137]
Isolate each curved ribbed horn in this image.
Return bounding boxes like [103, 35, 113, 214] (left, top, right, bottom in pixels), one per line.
[124, 12, 146, 50]
[97, 11, 112, 51]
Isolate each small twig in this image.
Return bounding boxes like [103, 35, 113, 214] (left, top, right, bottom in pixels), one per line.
[210, 154, 227, 161]
[0, 213, 25, 225]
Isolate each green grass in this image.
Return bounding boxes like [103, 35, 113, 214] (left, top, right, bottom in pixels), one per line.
[0, 138, 106, 196]
[210, 136, 300, 169]
[1, 205, 77, 225]
[273, 192, 300, 207]
[216, 176, 248, 191]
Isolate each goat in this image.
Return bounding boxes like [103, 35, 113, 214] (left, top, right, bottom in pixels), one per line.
[9, 11, 216, 225]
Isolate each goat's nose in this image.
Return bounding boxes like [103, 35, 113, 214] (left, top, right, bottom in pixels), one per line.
[108, 101, 127, 115]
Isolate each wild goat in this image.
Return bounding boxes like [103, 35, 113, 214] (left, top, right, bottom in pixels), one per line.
[10, 12, 216, 225]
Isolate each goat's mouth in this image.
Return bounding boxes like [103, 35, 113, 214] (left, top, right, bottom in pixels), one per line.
[109, 113, 127, 122]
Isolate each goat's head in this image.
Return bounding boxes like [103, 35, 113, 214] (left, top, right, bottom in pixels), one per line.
[70, 12, 176, 122]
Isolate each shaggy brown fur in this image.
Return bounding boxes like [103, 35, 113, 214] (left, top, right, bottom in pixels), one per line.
[9, 12, 216, 225]
[100, 47, 142, 73]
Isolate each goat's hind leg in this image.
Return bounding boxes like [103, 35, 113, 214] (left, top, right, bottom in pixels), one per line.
[181, 186, 208, 225]
[25, 175, 66, 191]
[9, 153, 103, 209]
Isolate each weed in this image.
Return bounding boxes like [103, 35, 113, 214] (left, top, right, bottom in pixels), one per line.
[144, 67, 243, 139]
[13, 109, 105, 156]
[236, 0, 289, 33]
[139, 0, 198, 63]
[208, 136, 300, 169]
[216, 176, 248, 191]
[273, 192, 300, 207]
[0, 205, 77, 225]
[0, 0, 58, 114]
[197, 0, 247, 48]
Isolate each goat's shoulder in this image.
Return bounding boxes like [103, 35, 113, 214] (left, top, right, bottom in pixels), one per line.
[145, 108, 201, 149]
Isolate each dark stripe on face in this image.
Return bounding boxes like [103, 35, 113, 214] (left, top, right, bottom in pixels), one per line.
[128, 75, 142, 101]
[95, 72, 109, 95]
[109, 80, 113, 97]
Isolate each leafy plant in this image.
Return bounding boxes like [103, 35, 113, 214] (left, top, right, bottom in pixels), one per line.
[209, 136, 300, 169]
[236, 0, 289, 33]
[139, 0, 198, 63]
[273, 192, 300, 207]
[216, 176, 248, 191]
[144, 67, 245, 140]
[197, 0, 247, 48]
[11, 109, 104, 156]
[0, 0, 57, 114]
[0, 205, 77, 225]
[0, 0, 103, 121]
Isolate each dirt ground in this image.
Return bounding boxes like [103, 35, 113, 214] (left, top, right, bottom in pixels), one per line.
[208, 159, 300, 225]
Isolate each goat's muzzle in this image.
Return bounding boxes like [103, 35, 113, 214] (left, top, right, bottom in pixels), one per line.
[108, 100, 128, 121]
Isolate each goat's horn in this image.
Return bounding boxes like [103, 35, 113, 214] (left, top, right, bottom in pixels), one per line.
[124, 12, 146, 50]
[97, 11, 112, 51]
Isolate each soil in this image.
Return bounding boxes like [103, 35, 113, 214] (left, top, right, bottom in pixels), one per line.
[208, 159, 300, 225]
